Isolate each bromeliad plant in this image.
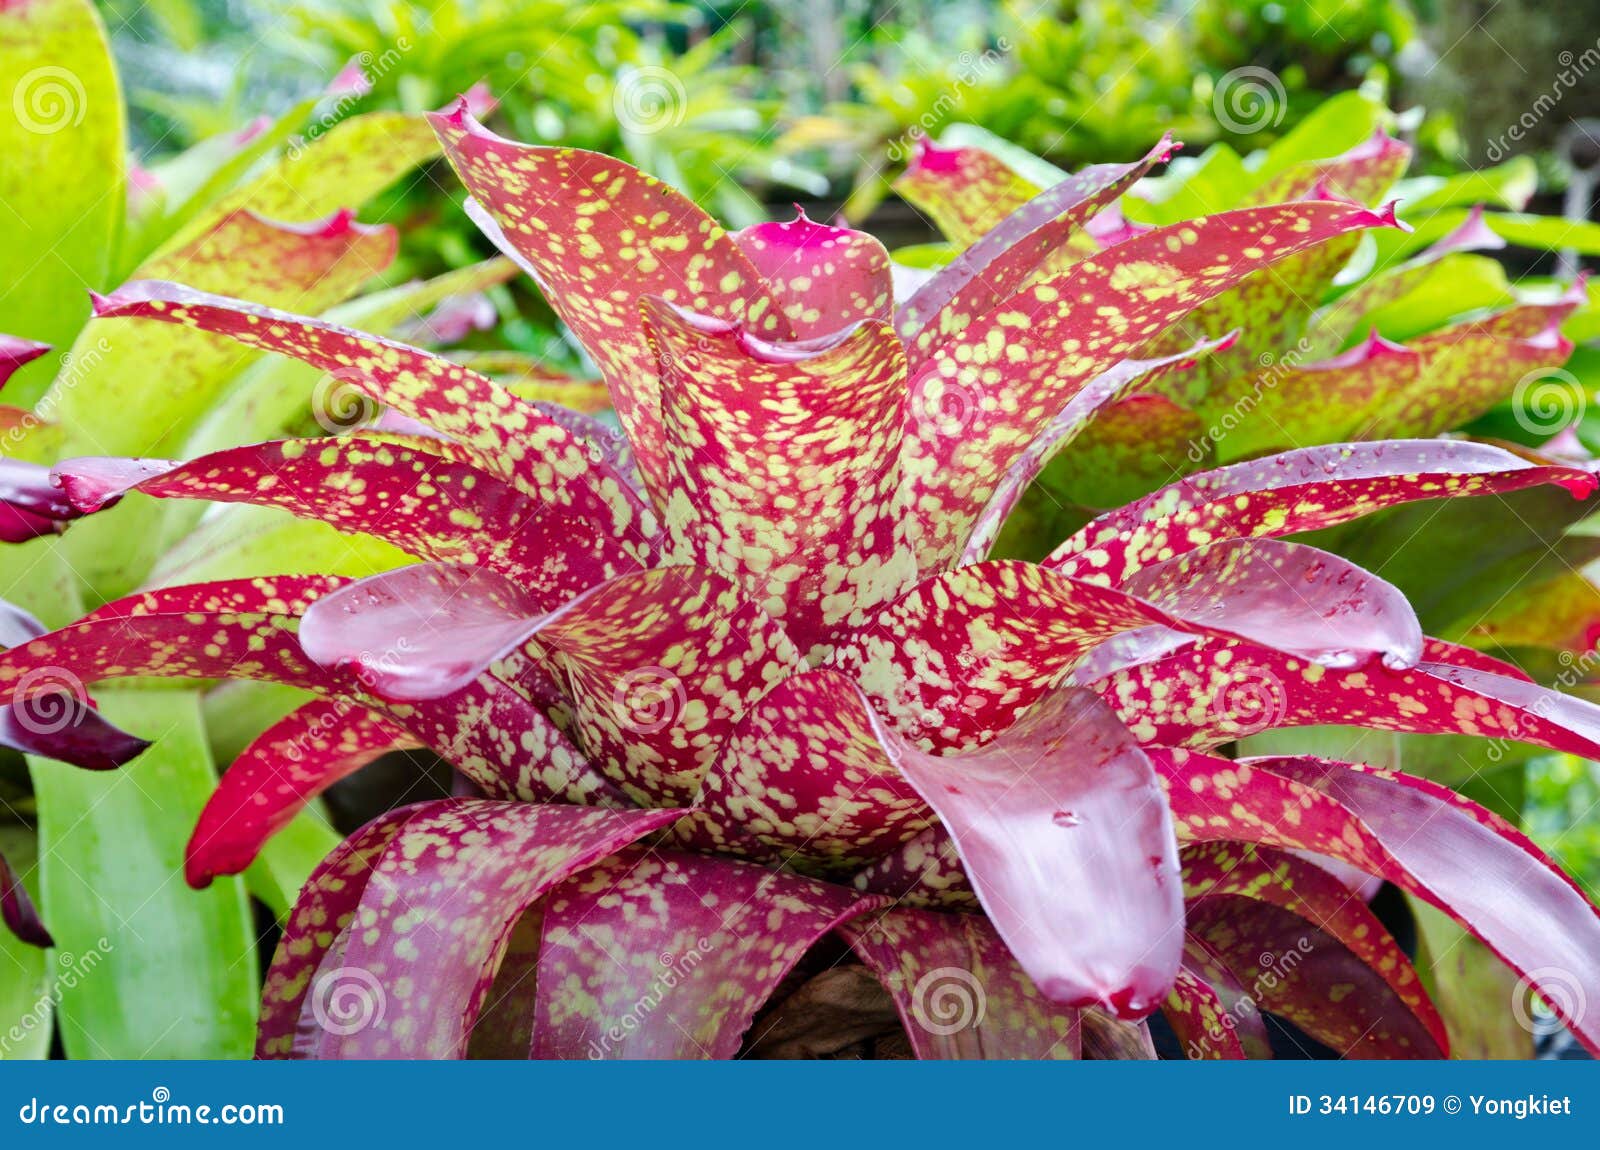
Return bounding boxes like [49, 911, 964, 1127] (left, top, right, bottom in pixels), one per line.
[7, 98, 1600, 1060]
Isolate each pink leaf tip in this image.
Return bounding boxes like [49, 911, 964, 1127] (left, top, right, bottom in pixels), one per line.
[50, 456, 179, 513]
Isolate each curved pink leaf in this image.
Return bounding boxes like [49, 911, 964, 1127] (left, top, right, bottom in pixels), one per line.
[0, 334, 50, 390]
[1183, 843, 1447, 1058]
[882, 688, 1182, 1017]
[1098, 636, 1600, 755]
[1250, 756, 1600, 1054]
[961, 333, 1236, 565]
[0, 846, 50, 948]
[898, 136, 1179, 363]
[893, 141, 1040, 247]
[88, 280, 658, 562]
[311, 800, 685, 1058]
[299, 563, 552, 701]
[1121, 537, 1423, 670]
[55, 433, 640, 597]
[533, 848, 882, 1058]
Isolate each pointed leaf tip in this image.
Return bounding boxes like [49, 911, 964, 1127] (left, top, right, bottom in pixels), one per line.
[52, 456, 182, 513]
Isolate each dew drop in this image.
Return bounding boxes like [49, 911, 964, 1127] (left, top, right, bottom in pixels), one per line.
[1051, 809, 1083, 828]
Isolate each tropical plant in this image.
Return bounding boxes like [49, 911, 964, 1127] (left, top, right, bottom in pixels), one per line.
[5, 96, 1600, 1060]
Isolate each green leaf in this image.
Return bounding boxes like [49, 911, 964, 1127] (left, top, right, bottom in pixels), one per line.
[1131, 144, 1254, 226]
[243, 806, 343, 920]
[164, 111, 442, 250]
[1257, 90, 1385, 179]
[1411, 898, 1531, 1059]
[27, 687, 257, 1059]
[1398, 157, 1538, 213]
[148, 504, 417, 588]
[0, 0, 126, 407]
[0, 826, 52, 1060]
[1356, 254, 1515, 343]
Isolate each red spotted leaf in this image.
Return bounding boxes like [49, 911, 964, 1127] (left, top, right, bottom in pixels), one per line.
[88, 281, 658, 561]
[431, 102, 791, 500]
[1121, 537, 1423, 671]
[962, 334, 1236, 564]
[1162, 965, 1248, 1060]
[305, 800, 685, 1058]
[902, 198, 1404, 569]
[893, 140, 1043, 248]
[55, 433, 640, 598]
[686, 668, 930, 869]
[0, 576, 346, 697]
[302, 563, 806, 807]
[532, 848, 882, 1058]
[1249, 756, 1600, 1054]
[184, 700, 418, 888]
[898, 136, 1179, 363]
[1183, 842, 1447, 1057]
[840, 906, 1083, 1059]
[1097, 636, 1600, 757]
[645, 299, 914, 655]
[1051, 440, 1597, 585]
[259, 802, 438, 1057]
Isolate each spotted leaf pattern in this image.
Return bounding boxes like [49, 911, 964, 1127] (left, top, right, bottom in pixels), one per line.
[902, 199, 1404, 569]
[88, 280, 659, 562]
[431, 102, 790, 500]
[304, 800, 685, 1058]
[1182, 842, 1447, 1058]
[533, 848, 883, 1058]
[840, 906, 1083, 1059]
[1051, 440, 1597, 585]
[898, 136, 1179, 363]
[646, 299, 914, 655]
[55, 434, 640, 596]
[732, 211, 893, 337]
